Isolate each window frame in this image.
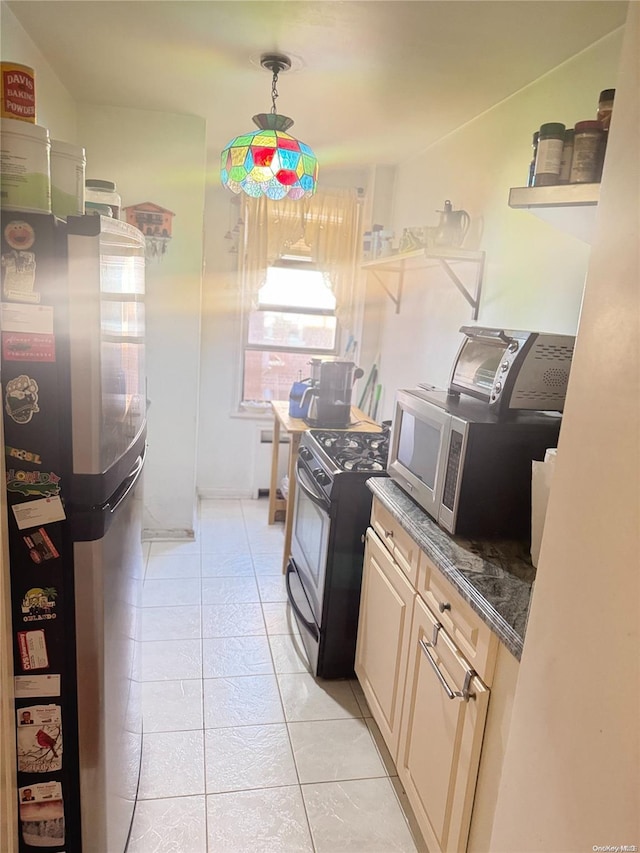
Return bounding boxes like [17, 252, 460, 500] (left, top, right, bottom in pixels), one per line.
[240, 256, 341, 405]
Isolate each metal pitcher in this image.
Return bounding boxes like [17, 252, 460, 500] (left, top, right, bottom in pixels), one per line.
[435, 200, 471, 248]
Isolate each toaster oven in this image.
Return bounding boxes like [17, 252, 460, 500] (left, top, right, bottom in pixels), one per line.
[448, 326, 575, 415]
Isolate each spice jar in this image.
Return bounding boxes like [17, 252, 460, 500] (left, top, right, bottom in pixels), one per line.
[533, 122, 565, 187]
[558, 129, 575, 184]
[596, 88, 615, 129]
[85, 179, 121, 219]
[527, 131, 539, 187]
[569, 121, 605, 184]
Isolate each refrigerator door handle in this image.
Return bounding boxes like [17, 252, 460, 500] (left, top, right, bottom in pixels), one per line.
[106, 451, 145, 515]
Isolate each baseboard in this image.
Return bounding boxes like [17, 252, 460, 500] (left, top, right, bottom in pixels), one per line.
[197, 488, 255, 500]
[142, 528, 195, 541]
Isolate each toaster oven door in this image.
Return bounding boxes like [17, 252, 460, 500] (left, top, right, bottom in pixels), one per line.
[449, 326, 535, 404]
[448, 329, 518, 403]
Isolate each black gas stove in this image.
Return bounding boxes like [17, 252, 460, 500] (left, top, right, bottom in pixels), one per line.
[287, 429, 389, 678]
[297, 430, 389, 506]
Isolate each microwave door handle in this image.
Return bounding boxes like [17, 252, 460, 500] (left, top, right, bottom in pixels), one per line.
[295, 459, 329, 510]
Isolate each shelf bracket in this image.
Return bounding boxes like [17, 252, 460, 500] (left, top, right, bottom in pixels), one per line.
[436, 257, 484, 320]
[370, 268, 403, 314]
[362, 248, 485, 318]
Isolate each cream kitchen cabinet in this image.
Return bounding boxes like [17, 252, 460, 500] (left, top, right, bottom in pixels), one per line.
[355, 526, 416, 759]
[396, 594, 491, 853]
[356, 494, 519, 853]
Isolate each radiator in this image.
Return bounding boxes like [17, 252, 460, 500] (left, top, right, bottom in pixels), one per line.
[252, 425, 289, 499]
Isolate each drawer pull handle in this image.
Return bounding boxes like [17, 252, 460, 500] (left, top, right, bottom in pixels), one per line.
[438, 601, 451, 613]
[384, 529, 394, 539]
[419, 638, 476, 702]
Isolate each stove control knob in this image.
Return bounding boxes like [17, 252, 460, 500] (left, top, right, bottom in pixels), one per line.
[313, 468, 330, 486]
[500, 361, 510, 372]
[299, 447, 313, 461]
[508, 340, 519, 353]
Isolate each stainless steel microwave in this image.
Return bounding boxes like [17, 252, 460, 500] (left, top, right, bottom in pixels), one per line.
[387, 388, 562, 538]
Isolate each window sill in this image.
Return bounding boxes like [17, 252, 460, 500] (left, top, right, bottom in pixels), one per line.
[230, 403, 275, 420]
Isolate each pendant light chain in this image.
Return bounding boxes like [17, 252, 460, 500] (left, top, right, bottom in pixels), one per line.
[270, 68, 279, 115]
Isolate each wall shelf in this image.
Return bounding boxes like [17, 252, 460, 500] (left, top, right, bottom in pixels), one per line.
[361, 248, 485, 318]
[508, 184, 600, 243]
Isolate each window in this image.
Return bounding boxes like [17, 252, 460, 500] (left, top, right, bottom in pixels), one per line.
[242, 261, 338, 403]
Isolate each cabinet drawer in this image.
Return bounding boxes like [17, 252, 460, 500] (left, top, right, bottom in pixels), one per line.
[371, 499, 421, 587]
[418, 555, 498, 684]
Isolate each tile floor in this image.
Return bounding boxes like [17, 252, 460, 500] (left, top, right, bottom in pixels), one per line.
[129, 498, 425, 853]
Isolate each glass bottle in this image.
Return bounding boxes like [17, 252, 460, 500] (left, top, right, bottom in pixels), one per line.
[570, 121, 605, 183]
[527, 131, 539, 187]
[533, 123, 566, 187]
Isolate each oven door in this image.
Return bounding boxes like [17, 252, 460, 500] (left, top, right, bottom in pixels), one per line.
[290, 457, 332, 626]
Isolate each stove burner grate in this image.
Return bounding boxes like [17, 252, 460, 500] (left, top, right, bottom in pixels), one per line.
[311, 429, 390, 472]
[337, 452, 386, 472]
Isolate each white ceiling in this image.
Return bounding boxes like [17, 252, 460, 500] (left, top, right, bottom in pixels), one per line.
[7, 1, 628, 168]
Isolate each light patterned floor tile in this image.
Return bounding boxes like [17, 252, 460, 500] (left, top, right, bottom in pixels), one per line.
[142, 578, 201, 607]
[277, 673, 363, 722]
[148, 540, 200, 558]
[206, 786, 313, 853]
[262, 601, 300, 635]
[200, 529, 249, 553]
[128, 795, 206, 853]
[204, 724, 298, 793]
[351, 677, 373, 717]
[137, 730, 205, 799]
[251, 551, 285, 575]
[366, 715, 398, 777]
[201, 603, 265, 638]
[141, 679, 203, 733]
[144, 554, 201, 579]
[302, 777, 418, 852]
[203, 675, 284, 728]
[256, 574, 288, 603]
[268, 633, 311, 674]
[288, 718, 386, 783]
[201, 576, 259, 605]
[141, 639, 202, 682]
[141, 605, 201, 641]
[202, 635, 273, 678]
[200, 553, 254, 577]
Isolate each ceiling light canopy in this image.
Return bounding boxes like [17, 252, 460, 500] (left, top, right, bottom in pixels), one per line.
[220, 53, 318, 201]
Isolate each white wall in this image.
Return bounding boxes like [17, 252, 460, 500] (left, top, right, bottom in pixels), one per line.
[362, 30, 624, 420]
[76, 105, 207, 537]
[490, 4, 639, 848]
[0, 5, 76, 141]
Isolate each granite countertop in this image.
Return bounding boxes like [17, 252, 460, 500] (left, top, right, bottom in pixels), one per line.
[367, 478, 536, 660]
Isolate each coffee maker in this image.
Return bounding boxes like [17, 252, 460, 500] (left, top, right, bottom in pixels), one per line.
[301, 359, 364, 428]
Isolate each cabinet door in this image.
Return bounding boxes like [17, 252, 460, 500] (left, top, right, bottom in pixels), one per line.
[397, 595, 490, 853]
[355, 528, 415, 760]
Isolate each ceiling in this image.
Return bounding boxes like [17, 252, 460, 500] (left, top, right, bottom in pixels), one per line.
[6, 1, 628, 169]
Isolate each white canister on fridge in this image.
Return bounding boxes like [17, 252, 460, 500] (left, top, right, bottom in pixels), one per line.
[0, 117, 50, 212]
[50, 139, 86, 218]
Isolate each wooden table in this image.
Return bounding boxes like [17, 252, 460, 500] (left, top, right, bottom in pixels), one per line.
[268, 401, 382, 572]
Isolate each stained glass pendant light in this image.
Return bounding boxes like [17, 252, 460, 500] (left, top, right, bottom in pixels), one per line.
[220, 53, 318, 200]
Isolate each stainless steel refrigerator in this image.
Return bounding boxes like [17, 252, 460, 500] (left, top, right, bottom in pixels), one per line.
[1, 211, 146, 852]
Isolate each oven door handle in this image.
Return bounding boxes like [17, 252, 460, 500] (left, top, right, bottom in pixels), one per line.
[295, 459, 330, 510]
[285, 562, 319, 641]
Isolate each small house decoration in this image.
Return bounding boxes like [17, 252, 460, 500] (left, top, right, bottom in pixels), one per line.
[123, 202, 175, 261]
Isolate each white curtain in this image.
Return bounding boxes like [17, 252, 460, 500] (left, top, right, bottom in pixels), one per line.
[240, 187, 361, 326]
